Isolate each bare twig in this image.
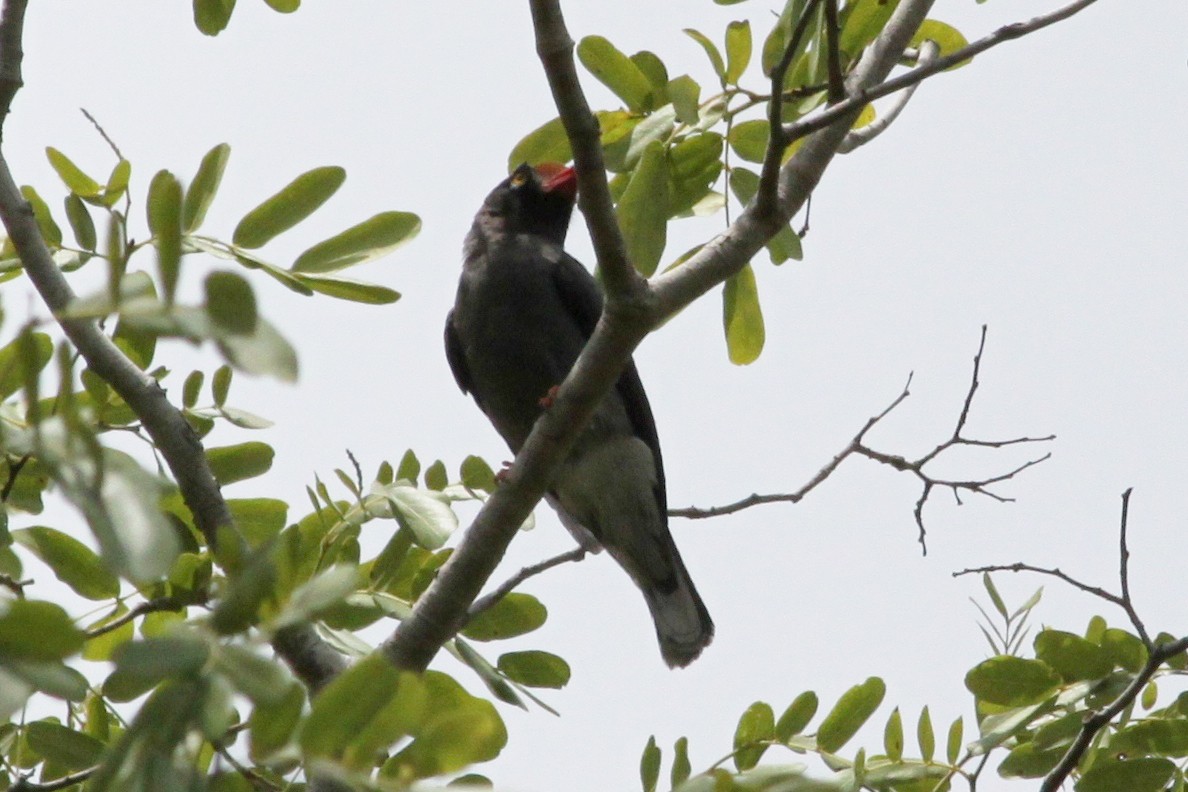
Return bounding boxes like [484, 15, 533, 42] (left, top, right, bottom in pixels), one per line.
[671, 374, 912, 519]
[1, 452, 29, 501]
[468, 547, 587, 618]
[955, 489, 1152, 647]
[756, 0, 822, 218]
[783, 0, 1103, 147]
[527, 0, 640, 301]
[0, 572, 29, 596]
[822, 0, 844, 102]
[675, 328, 1054, 554]
[84, 597, 183, 640]
[11, 767, 95, 792]
[838, 40, 939, 153]
[1040, 636, 1188, 792]
[79, 107, 123, 161]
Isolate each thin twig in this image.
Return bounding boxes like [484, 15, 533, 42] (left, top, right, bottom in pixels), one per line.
[838, 40, 939, 153]
[468, 547, 587, 618]
[1, 452, 29, 501]
[674, 328, 1053, 554]
[756, 0, 822, 218]
[783, 0, 1104, 146]
[954, 562, 1123, 607]
[1116, 487, 1146, 643]
[11, 766, 95, 792]
[79, 107, 123, 160]
[84, 597, 183, 640]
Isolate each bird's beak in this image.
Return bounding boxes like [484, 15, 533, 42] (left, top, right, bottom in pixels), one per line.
[537, 163, 578, 199]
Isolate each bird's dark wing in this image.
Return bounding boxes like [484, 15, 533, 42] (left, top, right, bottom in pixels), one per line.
[550, 255, 668, 515]
[444, 310, 479, 403]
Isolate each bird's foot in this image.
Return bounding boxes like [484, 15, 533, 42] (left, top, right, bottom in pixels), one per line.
[538, 385, 560, 410]
[494, 460, 513, 484]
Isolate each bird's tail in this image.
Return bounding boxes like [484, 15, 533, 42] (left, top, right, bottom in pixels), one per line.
[642, 558, 714, 668]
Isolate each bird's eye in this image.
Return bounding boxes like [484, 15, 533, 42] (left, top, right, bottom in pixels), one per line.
[509, 172, 529, 188]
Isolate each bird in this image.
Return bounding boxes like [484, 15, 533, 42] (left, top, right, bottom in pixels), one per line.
[444, 162, 714, 667]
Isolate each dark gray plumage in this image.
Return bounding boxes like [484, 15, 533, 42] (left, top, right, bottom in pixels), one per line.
[445, 162, 714, 667]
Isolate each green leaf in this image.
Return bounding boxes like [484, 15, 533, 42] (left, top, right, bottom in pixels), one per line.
[1076, 757, 1175, 792]
[965, 656, 1060, 707]
[723, 264, 765, 365]
[1111, 719, 1188, 757]
[206, 442, 274, 485]
[460, 456, 497, 494]
[775, 690, 818, 741]
[205, 271, 258, 334]
[275, 564, 359, 629]
[193, 0, 236, 36]
[3, 659, 88, 701]
[669, 133, 723, 217]
[25, 721, 105, 771]
[1101, 627, 1147, 673]
[727, 119, 771, 163]
[733, 701, 774, 771]
[82, 606, 132, 663]
[910, 19, 971, 68]
[816, 677, 886, 753]
[262, 0, 299, 11]
[104, 635, 209, 701]
[983, 573, 1008, 619]
[292, 273, 401, 304]
[462, 593, 547, 641]
[382, 482, 456, 549]
[507, 117, 572, 173]
[497, 651, 570, 689]
[0, 601, 84, 661]
[640, 735, 660, 792]
[396, 449, 421, 483]
[617, 141, 669, 276]
[424, 459, 448, 491]
[668, 75, 701, 125]
[184, 143, 231, 232]
[724, 21, 752, 84]
[999, 741, 1066, 778]
[884, 707, 903, 761]
[232, 165, 345, 249]
[147, 170, 183, 304]
[215, 644, 292, 705]
[683, 28, 726, 81]
[630, 51, 669, 106]
[12, 527, 119, 600]
[577, 36, 655, 112]
[302, 656, 427, 770]
[0, 331, 53, 400]
[64, 195, 97, 251]
[21, 185, 62, 246]
[227, 498, 287, 546]
[292, 211, 420, 273]
[46, 147, 102, 196]
[212, 364, 232, 406]
[946, 716, 963, 764]
[838, 0, 898, 60]
[1034, 629, 1113, 682]
[248, 681, 303, 762]
[917, 706, 934, 762]
[102, 159, 132, 207]
[671, 736, 691, 788]
[217, 316, 299, 381]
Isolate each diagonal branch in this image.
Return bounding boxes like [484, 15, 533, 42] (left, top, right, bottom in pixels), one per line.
[0, 0, 344, 694]
[838, 40, 939, 153]
[382, 0, 940, 673]
[528, 0, 641, 302]
[782, 0, 1103, 147]
[468, 546, 587, 619]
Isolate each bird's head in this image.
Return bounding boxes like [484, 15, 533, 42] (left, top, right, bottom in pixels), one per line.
[478, 162, 578, 245]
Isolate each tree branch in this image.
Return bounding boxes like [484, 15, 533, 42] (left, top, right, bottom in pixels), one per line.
[0, 0, 343, 695]
[382, 0, 941, 672]
[782, 0, 1103, 147]
[954, 489, 1153, 647]
[528, 0, 641, 301]
[838, 40, 939, 153]
[468, 547, 587, 619]
[674, 327, 1053, 554]
[1040, 636, 1188, 792]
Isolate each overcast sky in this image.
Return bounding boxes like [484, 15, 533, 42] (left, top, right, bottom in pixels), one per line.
[10, 1, 1188, 790]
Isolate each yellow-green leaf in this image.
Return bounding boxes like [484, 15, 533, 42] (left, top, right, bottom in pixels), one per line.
[184, 143, 231, 232]
[292, 211, 420, 273]
[616, 141, 669, 276]
[723, 264, 765, 365]
[577, 36, 655, 112]
[46, 147, 102, 197]
[724, 21, 752, 84]
[232, 165, 345, 249]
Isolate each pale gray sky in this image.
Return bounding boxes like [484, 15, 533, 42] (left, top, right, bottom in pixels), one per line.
[11, 1, 1188, 790]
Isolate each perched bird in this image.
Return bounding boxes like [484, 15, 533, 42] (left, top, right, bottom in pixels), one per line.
[445, 162, 714, 667]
